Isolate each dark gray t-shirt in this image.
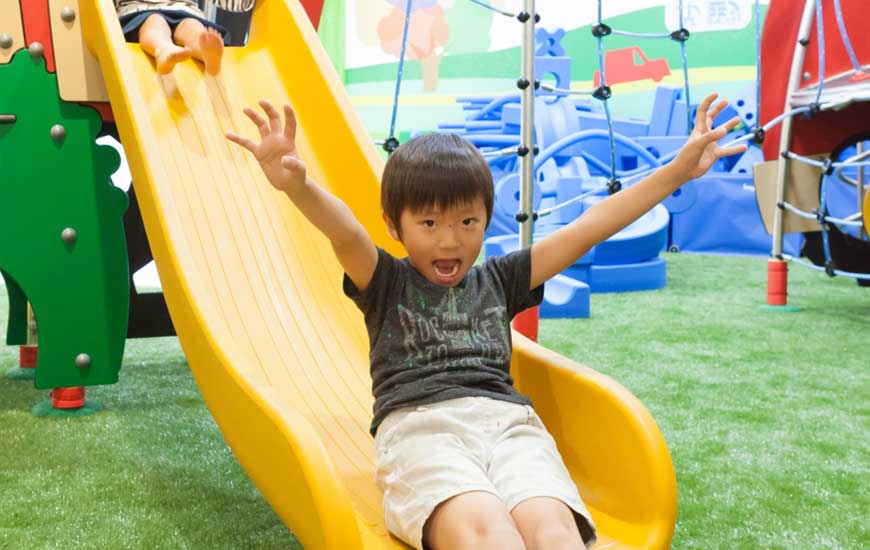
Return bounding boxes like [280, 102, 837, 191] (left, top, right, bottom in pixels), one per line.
[344, 247, 544, 434]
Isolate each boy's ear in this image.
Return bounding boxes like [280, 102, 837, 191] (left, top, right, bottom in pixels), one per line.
[382, 211, 401, 241]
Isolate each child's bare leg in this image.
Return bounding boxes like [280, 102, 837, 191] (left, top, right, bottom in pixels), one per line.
[173, 18, 223, 75]
[423, 491, 525, 550]
[138, 13, 191, 74]
[511, 497, 585, 550]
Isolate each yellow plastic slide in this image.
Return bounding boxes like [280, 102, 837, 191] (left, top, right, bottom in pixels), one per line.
[79, 0, 677, 547]
[864, 189, 869, 237]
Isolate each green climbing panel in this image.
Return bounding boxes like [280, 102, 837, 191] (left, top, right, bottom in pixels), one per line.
[0, 49, 129, 389]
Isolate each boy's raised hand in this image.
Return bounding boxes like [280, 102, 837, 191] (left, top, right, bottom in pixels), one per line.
[672, 93, 748, 180]
[226, 100, 307, 195]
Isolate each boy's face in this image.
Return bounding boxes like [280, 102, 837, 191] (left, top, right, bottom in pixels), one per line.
[384, 197, 488, 287]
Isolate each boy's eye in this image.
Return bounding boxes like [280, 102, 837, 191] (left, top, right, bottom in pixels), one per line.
[462, 218, 477, 226]
[422, 220, 436, 228]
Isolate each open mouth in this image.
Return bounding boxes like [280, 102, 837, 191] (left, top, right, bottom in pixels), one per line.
[433, 259, 461, 282]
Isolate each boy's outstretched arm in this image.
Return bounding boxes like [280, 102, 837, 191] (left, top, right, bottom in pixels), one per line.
[226, 100, 378, 292]
[529, 93, 747, 290]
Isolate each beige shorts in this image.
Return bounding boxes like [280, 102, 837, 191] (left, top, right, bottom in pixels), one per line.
[374, 396, 597, 549]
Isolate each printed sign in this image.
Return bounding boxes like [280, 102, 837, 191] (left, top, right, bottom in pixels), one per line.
[665, 0, 764, 32]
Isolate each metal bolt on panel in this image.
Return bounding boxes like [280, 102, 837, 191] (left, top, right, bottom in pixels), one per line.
[61, 227, 78, 244]
[60, 7, 76, 23]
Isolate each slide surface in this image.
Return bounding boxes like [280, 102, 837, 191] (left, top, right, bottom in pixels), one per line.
[79, 1, 677, 548]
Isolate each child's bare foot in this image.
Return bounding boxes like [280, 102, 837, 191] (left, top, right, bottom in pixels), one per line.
[154, 45, 191, 75]
[199, 28, 224, 76]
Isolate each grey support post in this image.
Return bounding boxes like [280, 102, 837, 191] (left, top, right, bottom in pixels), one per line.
[518, 0, 536, 250]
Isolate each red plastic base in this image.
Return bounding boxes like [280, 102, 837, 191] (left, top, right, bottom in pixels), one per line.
[51, 387, 86, 409]
[19, 345, 38, 369]
[767, 259, 788, 306]
[512, 307, 540, 342]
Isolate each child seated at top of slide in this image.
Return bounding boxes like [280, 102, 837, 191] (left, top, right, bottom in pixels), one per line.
[114, 0, 252, 75]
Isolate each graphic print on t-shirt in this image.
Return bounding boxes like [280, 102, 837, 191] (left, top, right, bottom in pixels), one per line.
[396, 285, 510, 369]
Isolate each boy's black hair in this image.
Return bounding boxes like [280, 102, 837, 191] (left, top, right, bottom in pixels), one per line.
[381, 133, 493, 237]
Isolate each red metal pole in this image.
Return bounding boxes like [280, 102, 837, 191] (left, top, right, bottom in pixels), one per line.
[51, 387, 86, 409]
[18, 345, 38, 368]
[767, 259, 788, 306]
[512, 306, 540, 342]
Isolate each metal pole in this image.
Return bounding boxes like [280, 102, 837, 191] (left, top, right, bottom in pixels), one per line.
[519, 0, 536, 250]
[771, 0, 816, 258]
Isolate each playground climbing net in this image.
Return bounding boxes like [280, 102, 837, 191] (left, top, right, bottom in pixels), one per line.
[766, 0, 870, 280]
[440, 0, 695, 220]
[381, 0, 868, 280]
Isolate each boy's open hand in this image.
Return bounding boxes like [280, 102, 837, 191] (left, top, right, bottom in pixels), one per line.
[226, 100, 307, 195]
[672, 93, 748, 180]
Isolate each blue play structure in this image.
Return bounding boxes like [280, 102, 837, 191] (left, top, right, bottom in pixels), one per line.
[438, 28, 804, 319]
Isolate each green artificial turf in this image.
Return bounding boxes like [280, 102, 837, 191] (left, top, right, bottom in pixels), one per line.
[0, 329, 300, 549]
[1, 252, 868, 549]
[539, 253, 870, 550]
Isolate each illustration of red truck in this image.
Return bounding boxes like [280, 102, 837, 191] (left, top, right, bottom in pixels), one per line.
[593, 46, 671, 87]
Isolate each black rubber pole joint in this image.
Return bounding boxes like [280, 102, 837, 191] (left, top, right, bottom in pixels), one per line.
[382, 137, 400, 153]
[752, 127, 765, 144]
[607, 179, 622, 194]
[670, 28, 690, 42]
[593, 85, 612, 101]
[591, 23, 611, 37]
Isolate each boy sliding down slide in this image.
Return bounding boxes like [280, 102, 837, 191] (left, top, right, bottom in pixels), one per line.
[226, 94, 745, 549]
[115, 0, 231, 75]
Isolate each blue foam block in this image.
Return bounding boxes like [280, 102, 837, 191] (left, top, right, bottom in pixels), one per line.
[662, 180, 698, 213]
[535, 56, 572, 91]
[537, 98, 584, 158]
[635, 135, 686, 161]
[554, 176, 586, 223]
[495, 174, 537, 218]
[576, 111, 649, 137]
[729, 145, 764, 176]
[648, 86, 682, 136]
[575, 112, 650, 174]
[589, 257, 667, 293]
[730, 84, 759, 128]
[540, 274, 590, 318]
[486, 229, 665, 295]
[668, 99, 689, 136]
[669, 174, 803, 255]
[535, 28, 567, 57]
[592, 203, 670, 265]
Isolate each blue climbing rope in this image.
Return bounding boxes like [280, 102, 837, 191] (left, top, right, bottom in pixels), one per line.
[813, 0, 826, 107]
[466, 0, 514, 17]
[832, 0, 864, 74]
[384, 0, 414, 154]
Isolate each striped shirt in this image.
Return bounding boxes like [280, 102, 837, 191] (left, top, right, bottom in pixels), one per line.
[217, 0, 254, 11]
[115, 0, 254, 18]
